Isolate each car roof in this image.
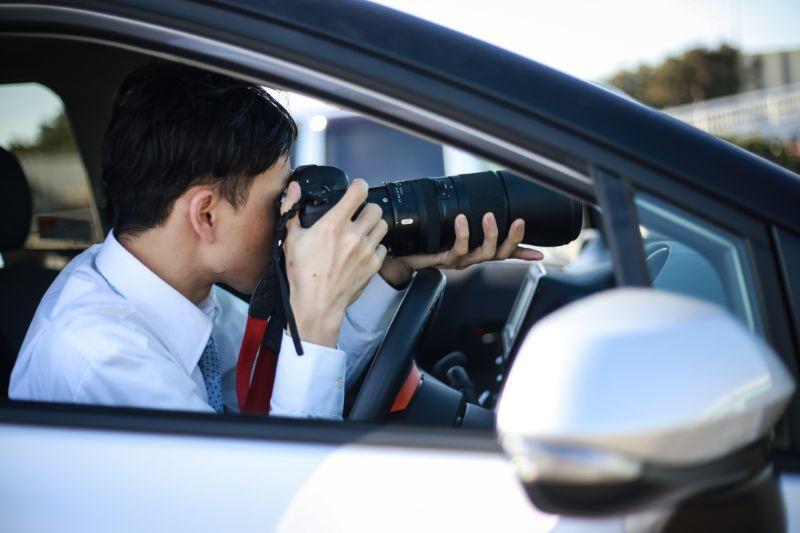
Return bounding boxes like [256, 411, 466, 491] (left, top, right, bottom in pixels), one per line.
[206, 0, 799, 227]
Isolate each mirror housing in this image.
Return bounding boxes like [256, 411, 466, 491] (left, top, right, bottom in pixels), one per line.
[497, 288, 795, 517]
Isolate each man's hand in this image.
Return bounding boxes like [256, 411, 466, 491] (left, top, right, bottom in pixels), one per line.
[282, 180, 388, 348]
[379, 212, 543, 287]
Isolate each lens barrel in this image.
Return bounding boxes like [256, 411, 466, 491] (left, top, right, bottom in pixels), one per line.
[296, 166, 582, 257]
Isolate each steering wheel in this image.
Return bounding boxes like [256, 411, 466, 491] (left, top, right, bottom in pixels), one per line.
[348, 268, 446, 422]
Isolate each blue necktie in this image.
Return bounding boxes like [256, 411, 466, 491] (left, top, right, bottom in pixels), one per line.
[199, 336, 224, 413]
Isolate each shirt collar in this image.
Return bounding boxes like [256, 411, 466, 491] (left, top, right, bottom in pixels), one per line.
[95, 231, 220, 373]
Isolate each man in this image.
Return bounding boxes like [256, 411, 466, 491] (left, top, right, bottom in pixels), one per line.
[9, 63, 540, 419]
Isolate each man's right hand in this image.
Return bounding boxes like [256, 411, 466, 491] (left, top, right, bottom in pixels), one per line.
[281, 179, 388, 348]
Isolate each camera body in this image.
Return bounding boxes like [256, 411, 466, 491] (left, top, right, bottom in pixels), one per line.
[292, 164, 350, 199]
[290, 164, 582, 258]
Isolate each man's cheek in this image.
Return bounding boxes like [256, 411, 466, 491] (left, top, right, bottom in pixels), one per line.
[240, 254, 265, 294]
[251, 241, 271, 277]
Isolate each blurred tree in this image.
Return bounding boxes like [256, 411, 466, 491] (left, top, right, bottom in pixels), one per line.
[608, 45, 741, 108]
[729, 137, 800, 174]
[9, 111, 77, 154]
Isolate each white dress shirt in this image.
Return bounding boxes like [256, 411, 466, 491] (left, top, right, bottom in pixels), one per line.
[9, 231, 404, 419]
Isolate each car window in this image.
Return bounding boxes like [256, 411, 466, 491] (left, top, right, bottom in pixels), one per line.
[0, 83, 103, 250]
[635, 191, 764, 335]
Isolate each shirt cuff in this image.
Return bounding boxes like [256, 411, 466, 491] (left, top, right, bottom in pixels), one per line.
[345, 273, 406, 334]
[270, 331, 346, 420]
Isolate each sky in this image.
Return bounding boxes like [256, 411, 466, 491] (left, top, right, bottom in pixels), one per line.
[370, 0, 800, 80]
[2, 0, 799, 146]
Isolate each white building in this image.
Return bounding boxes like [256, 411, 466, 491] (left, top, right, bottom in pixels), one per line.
[664, 82, 800, 141]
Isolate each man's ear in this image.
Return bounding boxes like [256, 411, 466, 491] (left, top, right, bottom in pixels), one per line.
[186, 186, 219, 243]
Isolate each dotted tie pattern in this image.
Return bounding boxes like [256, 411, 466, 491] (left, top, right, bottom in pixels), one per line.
[199, 336, 224, 413]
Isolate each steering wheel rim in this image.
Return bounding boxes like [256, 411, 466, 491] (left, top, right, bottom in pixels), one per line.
[348, 268, 446, 422]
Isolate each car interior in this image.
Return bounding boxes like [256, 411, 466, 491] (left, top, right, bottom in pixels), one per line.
[0, 35, 755, 430]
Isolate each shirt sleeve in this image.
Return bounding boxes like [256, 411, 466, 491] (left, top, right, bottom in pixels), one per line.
[269, 274, 405, 419]
[269, 330, 346, 420]
[339, 274, 406, 389]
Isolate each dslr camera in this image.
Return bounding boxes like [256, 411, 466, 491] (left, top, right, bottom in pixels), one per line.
[289, 165, 582, 257]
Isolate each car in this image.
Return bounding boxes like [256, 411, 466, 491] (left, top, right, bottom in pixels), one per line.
[0, 1, 799, 532]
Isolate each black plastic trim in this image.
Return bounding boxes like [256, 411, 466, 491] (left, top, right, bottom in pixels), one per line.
[526, 442, 769, 517]
[774, 227, 800, 349]
[593, 168, 649, 286]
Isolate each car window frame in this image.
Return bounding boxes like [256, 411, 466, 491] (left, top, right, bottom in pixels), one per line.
[775, 227, 800, 346]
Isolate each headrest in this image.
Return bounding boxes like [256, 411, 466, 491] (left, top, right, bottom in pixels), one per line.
[0, 147, 32, 250]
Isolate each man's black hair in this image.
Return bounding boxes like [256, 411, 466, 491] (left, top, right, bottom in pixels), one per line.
[102, 62, 297, 237]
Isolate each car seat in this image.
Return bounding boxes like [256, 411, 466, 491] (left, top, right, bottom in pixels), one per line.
[0, 147, 59, 398]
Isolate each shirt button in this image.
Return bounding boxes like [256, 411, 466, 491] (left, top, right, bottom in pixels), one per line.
[336, 378, 344, 390]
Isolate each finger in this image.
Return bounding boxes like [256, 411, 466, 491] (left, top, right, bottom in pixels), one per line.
[280, 181, 302, 231]
[366, 218, 389, 249]
[326, 179, 369, 222]
[511, 247, 544, 261]
[440, 214, 469, 267]
[496, 218, 526, 259]
[451, 214, 469, 257]
[456, 212, 500, 268]
[374, 243, 388, 266]
[475, 212, 499, 260]
[354, 202, 383, 233]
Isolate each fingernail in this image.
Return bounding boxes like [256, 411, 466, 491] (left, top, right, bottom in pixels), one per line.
[486, 212, 496, 228]
[517, 219, 525, 232]
[457, 214, 467, 229]
[289, 181, 300, 195]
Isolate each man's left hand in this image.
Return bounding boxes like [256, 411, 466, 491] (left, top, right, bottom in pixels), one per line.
[379, 212, 543, 288]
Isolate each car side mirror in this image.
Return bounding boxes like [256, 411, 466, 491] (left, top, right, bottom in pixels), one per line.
[497, 288, 795, 524]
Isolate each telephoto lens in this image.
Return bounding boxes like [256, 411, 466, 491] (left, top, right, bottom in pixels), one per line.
[294, 165, 582, 257]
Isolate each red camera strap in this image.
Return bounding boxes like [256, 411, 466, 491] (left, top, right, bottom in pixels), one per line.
[236, 313, 423, 415]
[236, 316, 278, 413]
